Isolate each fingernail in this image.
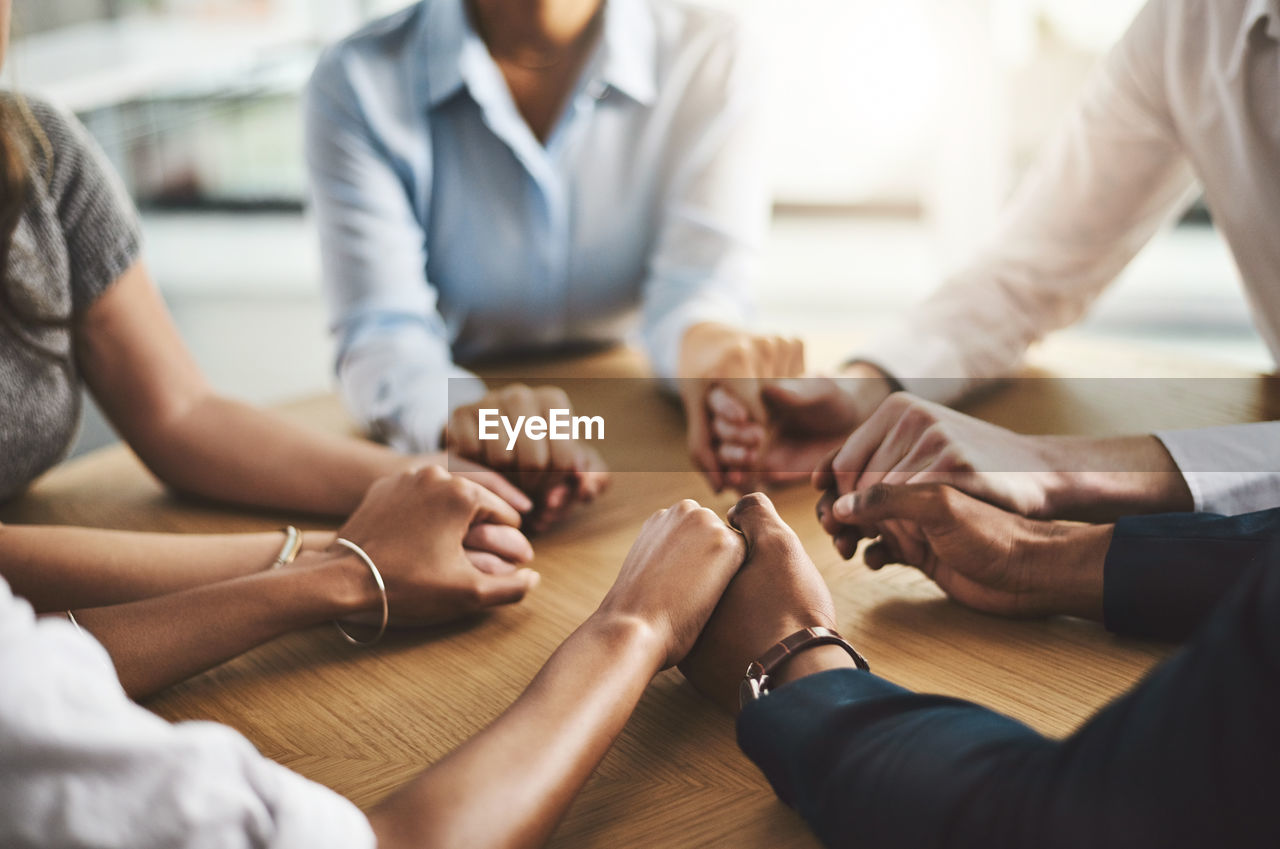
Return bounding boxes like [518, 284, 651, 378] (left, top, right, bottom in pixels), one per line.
[833, 493, 858, 519]
[524, 569, 541, 588]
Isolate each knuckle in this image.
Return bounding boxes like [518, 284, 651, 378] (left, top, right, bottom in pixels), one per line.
[922, 483, 953, 511]
[937, 447, 974, 473]
[443, 477, 475, 505]
[884, 391, 912, 411]
[932, 486, 963, 518]
[722, 344, 751, 369]
[695, 506, 725, 529]
[864, 483, 894, 508]
[675, 498, 700, 514]
[898, 404, 936, 433]
[421, 465, 450, 481]
[503, 383, 532, 403]
[538, 386, 571, 409]
[918, 423, 952, 452]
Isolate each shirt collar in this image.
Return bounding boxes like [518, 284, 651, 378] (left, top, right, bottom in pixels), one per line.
[1249, 0, 1280, 42]
[1229, 0, 1278, 73]
[596, 0, 658, 106]
[418, 0, 472, 108]
[416, 0, 658, 109]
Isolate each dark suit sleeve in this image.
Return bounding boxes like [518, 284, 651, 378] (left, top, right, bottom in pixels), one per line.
[738, 545, 1280, 849]
[1104, 506, 1280, 640]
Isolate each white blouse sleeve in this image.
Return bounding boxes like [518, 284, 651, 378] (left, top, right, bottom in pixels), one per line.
[639, 13, 769, 381]
[0, 581, 375, 849]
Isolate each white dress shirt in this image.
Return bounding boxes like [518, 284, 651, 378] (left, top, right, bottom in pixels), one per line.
[857, 0, 1280, 515]
[306, 0, 766, 451]
[0, 579, 375, 849]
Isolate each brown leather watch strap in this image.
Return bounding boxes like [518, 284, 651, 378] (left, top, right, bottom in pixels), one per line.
[739, 626, 870, 708]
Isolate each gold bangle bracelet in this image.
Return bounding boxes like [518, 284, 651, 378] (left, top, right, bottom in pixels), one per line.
[269, 526, 303, 570]
[332, 537, 389, 647]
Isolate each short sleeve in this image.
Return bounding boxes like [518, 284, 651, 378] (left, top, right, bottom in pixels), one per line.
[24, 97, 142, 313]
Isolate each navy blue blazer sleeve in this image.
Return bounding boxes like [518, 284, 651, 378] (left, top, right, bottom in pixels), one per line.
[738, 546, 1280, 849]
[1104, 506, 1280, 640]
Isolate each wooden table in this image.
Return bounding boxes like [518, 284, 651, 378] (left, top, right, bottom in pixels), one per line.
[6, 340, 1277, 848]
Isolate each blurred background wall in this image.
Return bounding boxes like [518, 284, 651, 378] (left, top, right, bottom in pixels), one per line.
[1, 0, 1263, 454]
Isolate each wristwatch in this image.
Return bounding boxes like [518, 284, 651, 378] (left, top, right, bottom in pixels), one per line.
[739, 626, 870, 709]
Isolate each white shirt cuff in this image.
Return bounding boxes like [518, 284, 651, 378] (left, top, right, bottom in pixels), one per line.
[383, 373, 488, 453]
[1155, 422, 1280, 515]
[642, 294, 751, 383]
[849, 328, 976, 404]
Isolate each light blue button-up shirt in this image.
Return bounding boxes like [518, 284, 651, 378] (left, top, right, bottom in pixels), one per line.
[306, 0, 767, 451]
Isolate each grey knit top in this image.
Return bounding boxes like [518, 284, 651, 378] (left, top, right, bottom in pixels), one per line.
[0, 96, 142, 502]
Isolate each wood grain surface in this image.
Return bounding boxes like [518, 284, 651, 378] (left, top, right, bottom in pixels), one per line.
[5, 338, 1276, 849]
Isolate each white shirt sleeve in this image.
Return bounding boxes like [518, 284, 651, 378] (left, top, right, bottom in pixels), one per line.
[306, 49, 486, 452]
[854, 0, 1196, 403]
[0, 581, 376, 849]
[639, 17, 768, 381]
[1156, 422, 1280, 515]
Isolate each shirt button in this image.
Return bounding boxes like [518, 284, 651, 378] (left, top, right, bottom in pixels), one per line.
[586, 79, 608, 100]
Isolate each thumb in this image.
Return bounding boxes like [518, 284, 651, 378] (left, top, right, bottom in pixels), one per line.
[473, 568, 541, 608]
[727, 491, 796, 553]
[760, 379, 812, 415]
[832, 483, 951, 527]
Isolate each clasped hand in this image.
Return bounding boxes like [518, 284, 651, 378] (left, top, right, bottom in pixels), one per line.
[698, 362, 896, 493]
[677, 323, 806, 491]
[336, 466, 856, 713]
[446, 383, 610, 532]
[590, 492, 850, 714]
[332, 466, 541, 626]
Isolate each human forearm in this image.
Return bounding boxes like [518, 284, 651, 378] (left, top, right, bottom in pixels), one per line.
[138, 395, 411, 515]
[1020, 520, 1113, 621]
[1038, 434, 1192, 521]
[368, 614, 662, 849]
[69, 548, 375, 700]
[0, 524, 334, 612]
